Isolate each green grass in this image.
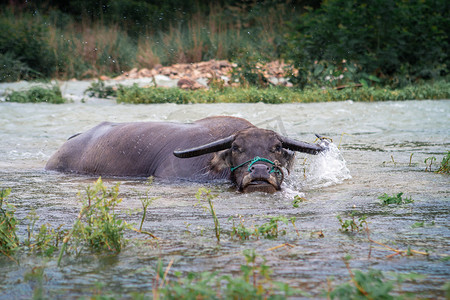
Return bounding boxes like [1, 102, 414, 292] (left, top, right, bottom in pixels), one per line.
[116, 80, 450, 104]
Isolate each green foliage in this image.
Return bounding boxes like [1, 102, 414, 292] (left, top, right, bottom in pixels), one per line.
[424, 156, 437, 172]
[116, 80, 450, 104]
[378, 193, 414, 205]
[292, 195, 306, 208]
[0, 9, 57, 80]
[85, 80, 117, 98]
[285, 0, 449, 88]
[0, 188, 19, 256]
[24, 210, 66, 257]
[230, 215, 298, 240]
[0, 52, 36, 82]
[6, 85, 66, 104]
[195, 188, 220, 242]
[328, 268, 425, 299]
[231, 49, 269, 87]
[257, 216, 289, 239]
[75, 178, 130, 252]
[58, 178, 131, 266]
[337, 211, 367, 233]
[156, 249, 306, 299]
[436, 151, 450, 174]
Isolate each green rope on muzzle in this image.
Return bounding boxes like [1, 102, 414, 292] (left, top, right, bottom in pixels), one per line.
[230, 156, 281, 174]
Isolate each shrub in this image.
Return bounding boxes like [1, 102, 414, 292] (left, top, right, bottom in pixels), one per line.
[285, 0, 449, 88]
[6, 85, 66, 104]
[0, 9, 56, 80]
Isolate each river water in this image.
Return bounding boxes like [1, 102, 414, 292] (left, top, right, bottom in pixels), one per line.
[0, 98, 449, 298]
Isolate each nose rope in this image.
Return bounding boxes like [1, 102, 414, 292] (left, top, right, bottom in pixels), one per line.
[230, 156, 281, 173]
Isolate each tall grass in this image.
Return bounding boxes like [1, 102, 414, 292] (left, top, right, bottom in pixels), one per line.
[0, 3, 292, 81]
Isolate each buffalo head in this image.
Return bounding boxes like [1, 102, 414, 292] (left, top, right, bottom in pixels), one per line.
[173, 128, 326, 193]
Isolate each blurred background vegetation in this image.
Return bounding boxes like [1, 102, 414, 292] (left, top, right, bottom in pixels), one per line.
[0, 0, 448, 88]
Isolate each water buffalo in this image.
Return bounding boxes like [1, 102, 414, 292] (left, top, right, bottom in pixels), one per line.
[46, 116, 326, 193]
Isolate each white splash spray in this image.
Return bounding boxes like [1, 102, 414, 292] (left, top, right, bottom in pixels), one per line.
[302, 141, 352, 189]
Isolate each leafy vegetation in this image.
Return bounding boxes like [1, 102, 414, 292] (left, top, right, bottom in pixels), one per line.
[5, 85, 66, 104]
[195, 188, 221, 242]
[0, 188, 19, 257]
[116, 80, 450, 104]
[328, 256, 425, 299]
[155, 249, 306, 299]
[378, 192, 414, 205]
[337, 211, 367, 233]
[285, 0, 449, 88]
[85, 80, 116, 98]
[1, 0, 447, 88]
[436, 151, 450, 174]
[229, 215, 299, 240]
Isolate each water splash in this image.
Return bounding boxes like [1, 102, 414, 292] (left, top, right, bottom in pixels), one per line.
[303, 141, 351, 189]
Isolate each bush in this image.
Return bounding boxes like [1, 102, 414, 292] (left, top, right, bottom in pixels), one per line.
[0, 9, 57, 80]
[0, 52, 36, 82]
[6, 85, 66, 104]
[285, 0, 449, 88]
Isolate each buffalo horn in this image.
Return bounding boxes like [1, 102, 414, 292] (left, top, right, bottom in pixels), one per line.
[173, 135, 235, 158]
[280, 136, 325, 155]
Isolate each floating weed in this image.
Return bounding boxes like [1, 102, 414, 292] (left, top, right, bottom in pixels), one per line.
[378, 192, 414, 205]
[436, 151, 450, 174]
[155, 250, 307, 299]
[229, 215, 299, 240]
[24, 265, 47, 299]
[337, 211, 367, 233]
[257, 216, 289, 240]
[292, 195, 307, 208]
[229, 215, 254, 240]
[327, 256, 426, 299]
[195, 188, 220, 242]
[0, 188, 19, 258]
[424, 156, 437, 172]
[411, 221, 435, 228]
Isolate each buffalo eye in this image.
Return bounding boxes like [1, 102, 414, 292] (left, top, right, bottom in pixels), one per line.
[273, 144, 282, 153]
[231, 144, 241, 152]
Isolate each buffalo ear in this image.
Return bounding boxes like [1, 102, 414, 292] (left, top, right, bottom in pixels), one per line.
[173, 135, 235, 158]
[210, 149, 232, 172]
[280, 136, 326, 155]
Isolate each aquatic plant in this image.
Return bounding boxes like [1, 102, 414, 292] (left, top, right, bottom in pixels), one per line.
[5, 85, 66, 104]
[436, 151, 450, 174]
[58, 178, 131, 266]
[24, 210, 66, 257]
[195, 188, 220, 242]
[337, 211, 367, 233]
[85, 80, 117, 98]
[155, 249, 306, 299]
[0, 188, 19, 257]
[257, 216, 289, 240]
[378, 192, 413, 205]
[327, 256, 426, 299]
[292, 195, 307, 208]
[424, 156, 437, 172]
[229, 215, 298, 240]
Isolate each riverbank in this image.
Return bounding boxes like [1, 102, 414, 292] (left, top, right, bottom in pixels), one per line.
[1, 76, 449, 104]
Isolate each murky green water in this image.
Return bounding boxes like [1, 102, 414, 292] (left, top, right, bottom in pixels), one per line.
[0, 99, 449, 299]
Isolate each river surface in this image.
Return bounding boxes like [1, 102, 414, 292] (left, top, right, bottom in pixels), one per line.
[0, 98, 449, 299]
